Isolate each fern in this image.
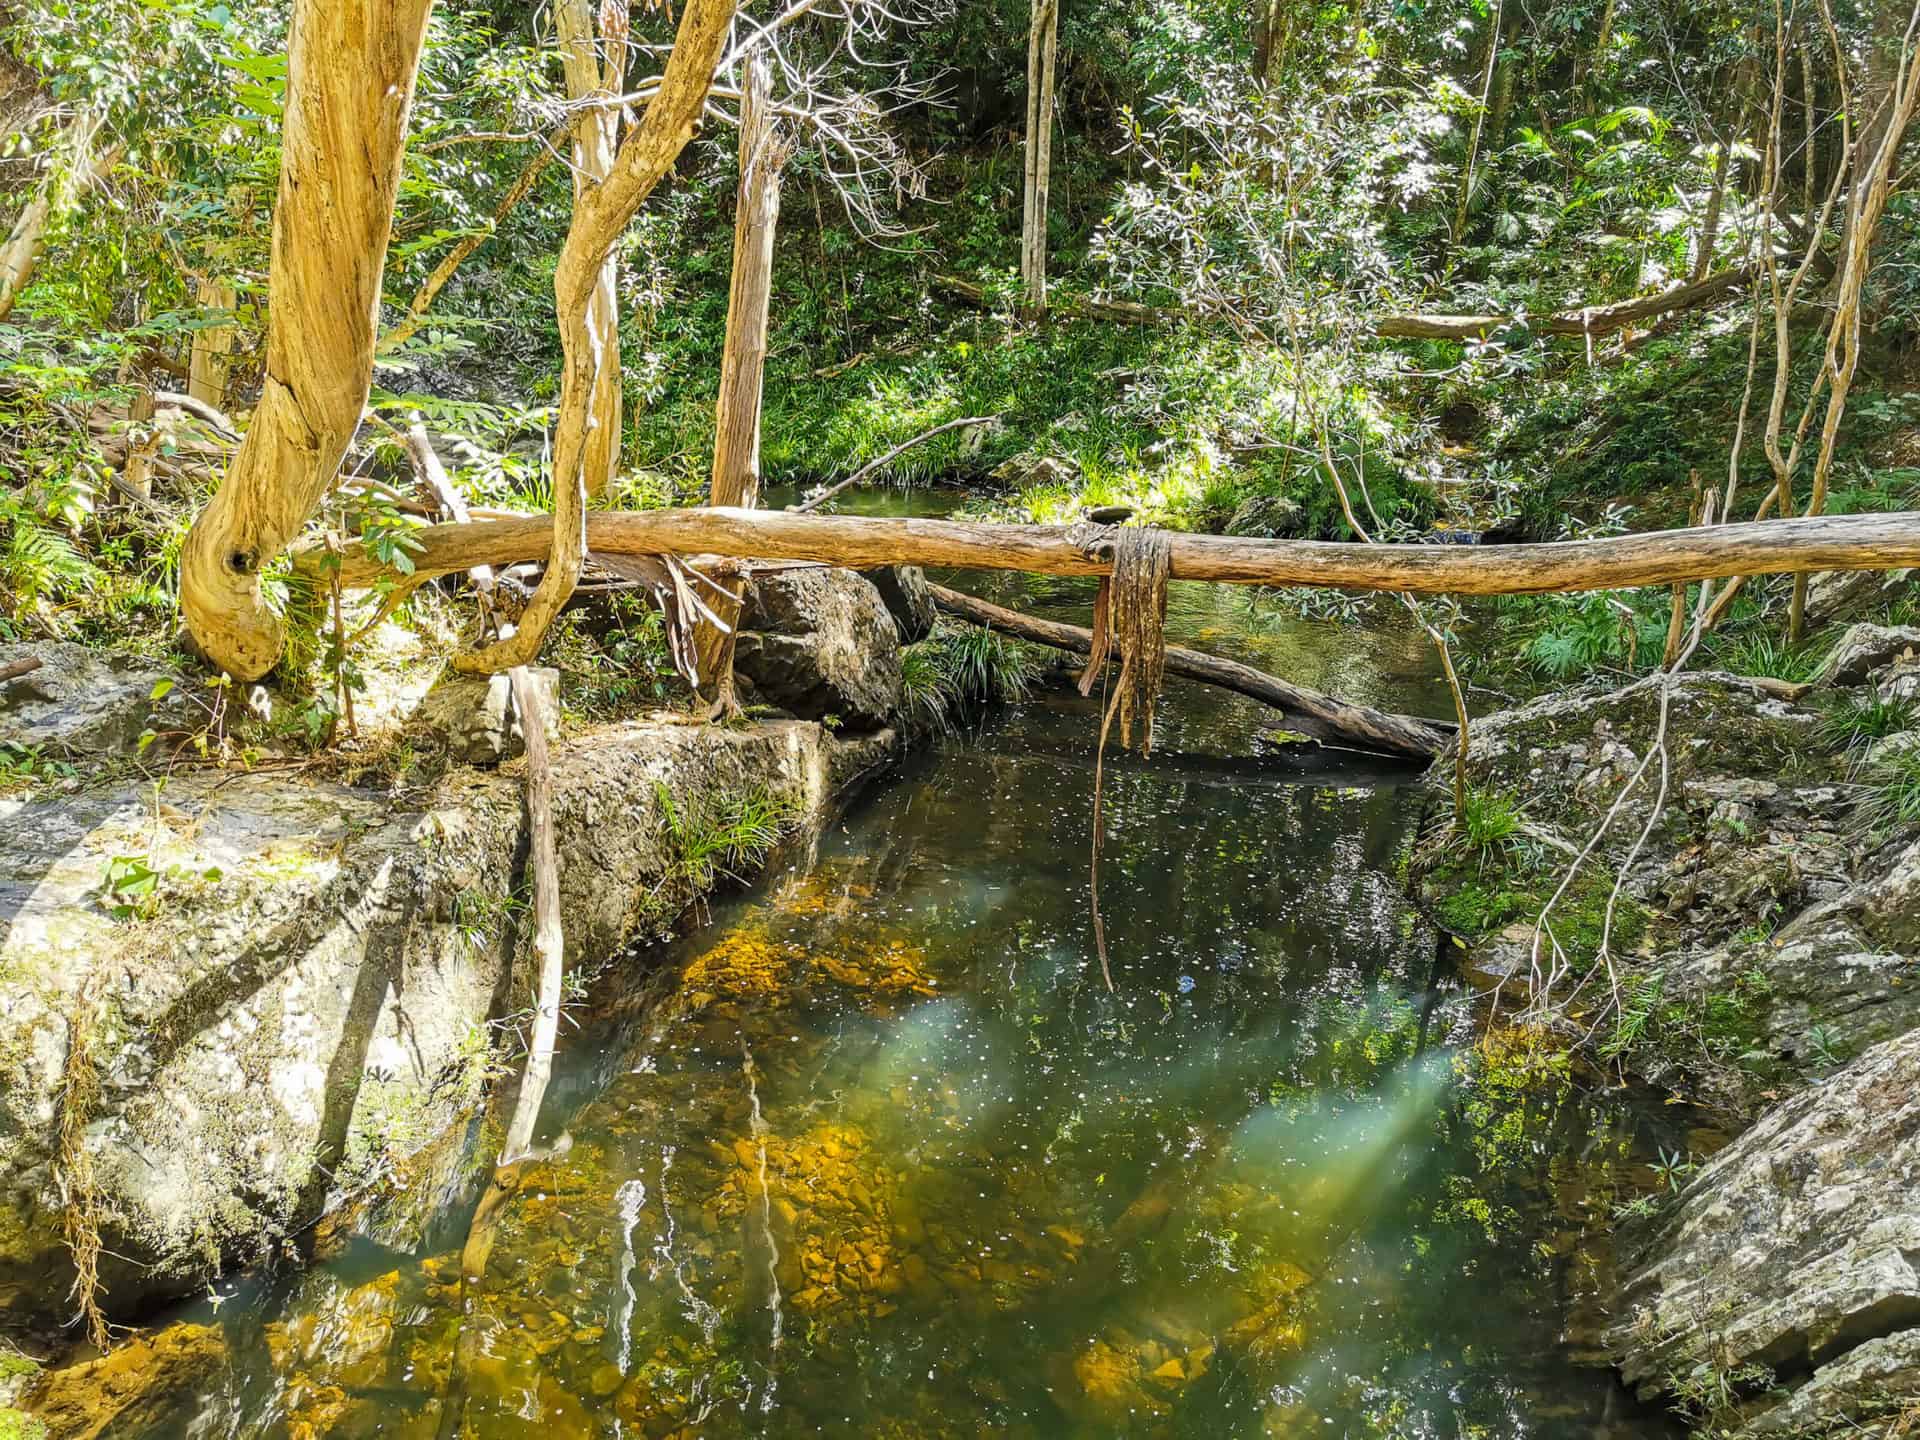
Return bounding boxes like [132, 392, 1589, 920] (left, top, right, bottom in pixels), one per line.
[2, 521, 97, 614]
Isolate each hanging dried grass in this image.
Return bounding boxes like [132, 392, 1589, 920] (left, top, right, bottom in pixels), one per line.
[58, 990, 112, 1352]
[1076, 524, 1174, 990]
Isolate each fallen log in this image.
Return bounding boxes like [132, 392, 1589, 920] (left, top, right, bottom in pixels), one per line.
[929, 583, 1448, 759]
[936, 262, 1766, 342]
[298, 506, 1920, 602]
[1373, 263, 1763, 342]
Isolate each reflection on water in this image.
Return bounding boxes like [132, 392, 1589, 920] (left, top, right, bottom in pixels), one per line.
[129, 489, 1687, 1439]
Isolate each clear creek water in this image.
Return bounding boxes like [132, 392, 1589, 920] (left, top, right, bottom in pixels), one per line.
[132, 486, 1695, 1439]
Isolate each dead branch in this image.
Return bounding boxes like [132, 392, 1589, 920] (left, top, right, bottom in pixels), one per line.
[792, 414, 1000, 512]
[928, 584, 1449, 759]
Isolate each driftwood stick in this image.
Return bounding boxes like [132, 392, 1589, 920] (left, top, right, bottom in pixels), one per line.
[0, 656, 44, 683]
[929, 583, 1450, 759]
[794, 414, 1004, 513]
[300, 506, 1920, 601]
[500, 665, 562, 1160]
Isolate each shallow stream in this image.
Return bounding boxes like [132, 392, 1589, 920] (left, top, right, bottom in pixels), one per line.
[139, 487, 1694, 1438]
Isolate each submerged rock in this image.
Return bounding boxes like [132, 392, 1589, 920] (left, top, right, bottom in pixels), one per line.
[25, 1322, 225, 1439]
[1608, 1027, 1920, 1436]
[0, 718, 895, 1330]
[734, 568, 903, 729]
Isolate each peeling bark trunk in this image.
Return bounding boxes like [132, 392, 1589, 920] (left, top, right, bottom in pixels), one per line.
[694, 55, 789, 690]
[301, 506, 1920, 602]
[454, 0, 736, 675]
[0, 116, 116, 324]
[554, 0, 623, 504]
[1020, 0, 1058, 319]
[187, 277, 237, 410]
[178, 0, 435, 680]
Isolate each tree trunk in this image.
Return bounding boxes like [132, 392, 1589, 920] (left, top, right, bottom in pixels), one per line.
[0, 116, 115, 324]
[694, 55, 789, 689]
[554, 0, 623, 503]
[1020, 0, 1059, 319]
[376, 126, 566, 355]
[178, 0, 435, 680]
[302, 506, 1920, 601]
[187, 277, 238, 410]
[1692, 131, 1734, 283]
[1790, 17, 1920, 639]
[929, 583, 1450, 758]
[454, 0, 737, 675]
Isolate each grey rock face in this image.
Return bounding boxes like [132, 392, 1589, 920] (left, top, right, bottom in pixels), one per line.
[0, 642, 182, 754]
[859, 565, 938, 644]
[1225, 494, 1304, 540]
[1804, 568, 1914, 630]
[1608, 1028, 1920, 1435]
[1817, 624, 1920, 688]
[411, 667, 560, 765]
[0, 718, 895, 1329]
[733, 568, 903, 729]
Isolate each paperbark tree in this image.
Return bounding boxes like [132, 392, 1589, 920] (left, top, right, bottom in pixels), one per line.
[187, 276, 237, 410]
[178, 0, 435, 680]
[1020, 0, 1059, 319]
[554, 0, 624, 504]
[694, 55, 791, 692]
[0, 115, 117, 323]
[455, 0, 737, 674]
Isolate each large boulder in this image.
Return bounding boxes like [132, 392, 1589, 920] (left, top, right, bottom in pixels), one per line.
[0, 643, 186, 755]
[1816, 624, 1920, 688]
[1803, 568, 1915, 630]
[0, 717, 894, 1331]
[411, 667, 560, 766]
[1608, 1027, 1920, 1437]
[859, 565, 938, 644]
[733, 568, 903, 729]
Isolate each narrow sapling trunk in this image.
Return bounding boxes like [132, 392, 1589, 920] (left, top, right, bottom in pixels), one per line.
[178, 0, 435, 680]
[554, 0, 624, 503]
[454, 0, 736, 675]
[1020, 0, 1059, 319]
[187, 277, 237, 410]
[695, 55, 790, 692]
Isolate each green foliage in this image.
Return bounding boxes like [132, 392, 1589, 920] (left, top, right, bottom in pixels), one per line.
[656, 782, 800, 893]
[923, 624, 1033, 707]
[1816, 693, 1918, 755]
[1716, 629, 1825, 684]
[1853, 746, 1920, 836]
[899, 641, 960, 733]
[1455, 788, 1523, 867]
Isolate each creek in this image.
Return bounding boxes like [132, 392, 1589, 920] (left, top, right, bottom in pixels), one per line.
[130, 487, 1695, 1438]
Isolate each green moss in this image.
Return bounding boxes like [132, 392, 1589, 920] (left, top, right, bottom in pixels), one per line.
[0, 1408, 47, 1440]
[1429, 859, 1648, 972]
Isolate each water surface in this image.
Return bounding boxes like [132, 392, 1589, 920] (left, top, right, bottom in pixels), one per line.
[140, 489, 1689, 1439]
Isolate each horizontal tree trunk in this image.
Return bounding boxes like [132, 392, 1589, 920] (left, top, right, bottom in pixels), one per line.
[299, 506, 1920, 600]
[937, 263, 1765, 341]
[928, 583, 1449, 759]
[1374, 262, 1763, 340]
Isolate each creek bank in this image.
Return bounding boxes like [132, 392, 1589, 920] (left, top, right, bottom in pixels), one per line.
[1421, 659, 1919, 1108]
[1417, 625, 1920, 1432]
[0, 568, 918, 1343]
